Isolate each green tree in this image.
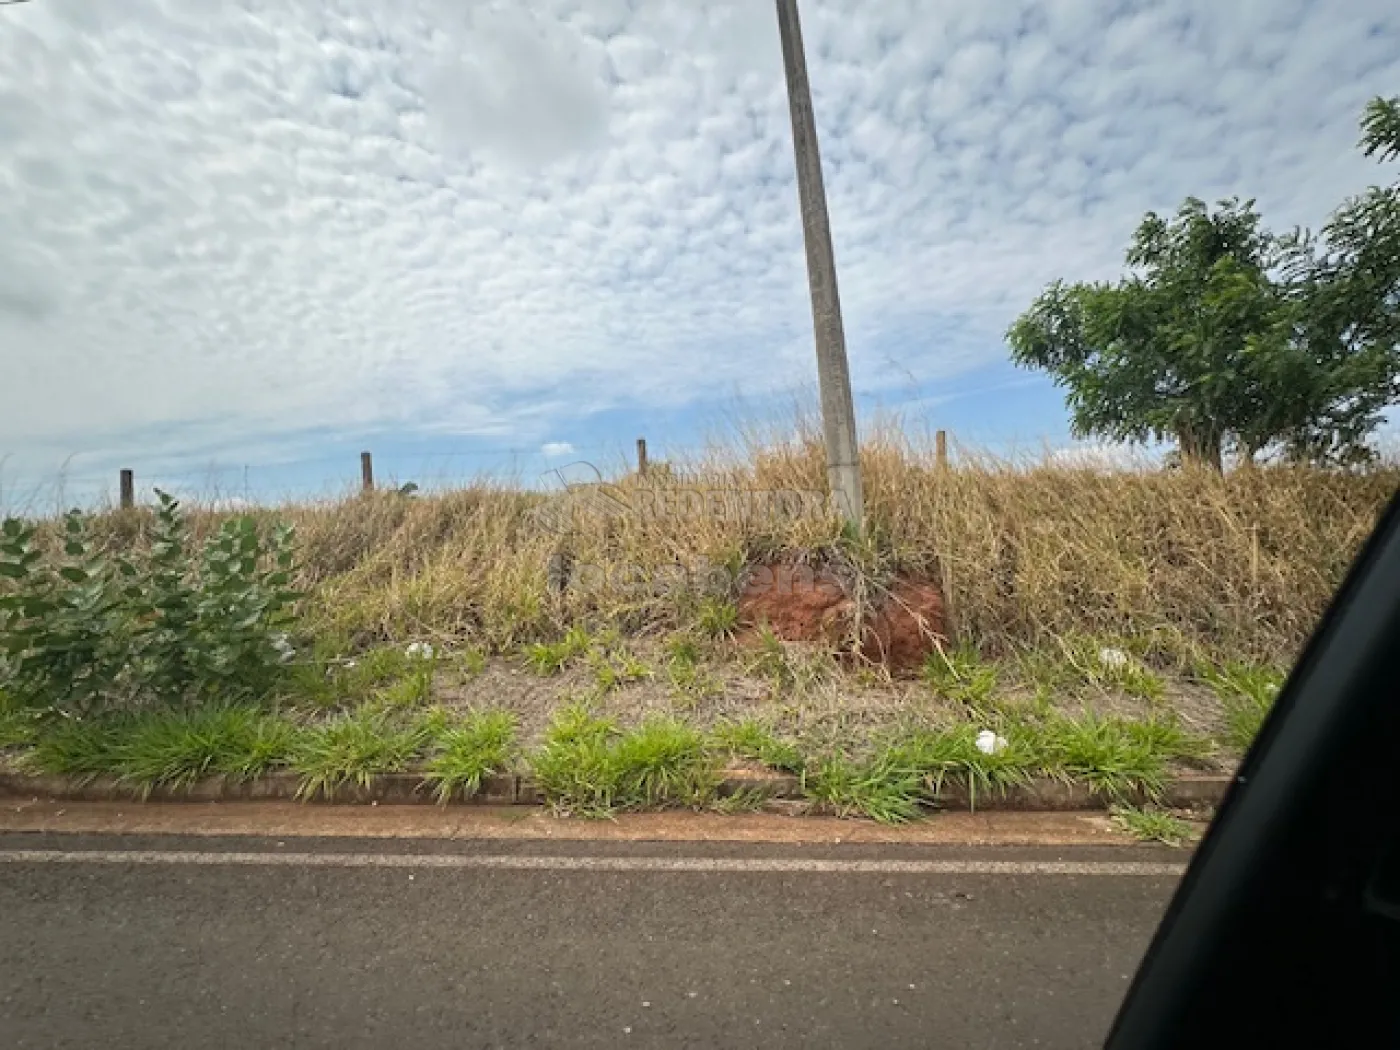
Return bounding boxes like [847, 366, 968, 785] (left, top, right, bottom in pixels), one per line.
[1008, 96, 1400, 469]
[1278, 96, 1400, 464]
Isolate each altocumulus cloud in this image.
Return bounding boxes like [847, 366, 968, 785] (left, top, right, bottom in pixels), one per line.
[1, 0, 1398, 484]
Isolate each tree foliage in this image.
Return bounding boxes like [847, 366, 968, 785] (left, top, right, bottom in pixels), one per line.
[1008, 96, 1400, 468]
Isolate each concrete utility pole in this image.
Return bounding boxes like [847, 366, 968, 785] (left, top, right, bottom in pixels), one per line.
[775, 0, 864, 530]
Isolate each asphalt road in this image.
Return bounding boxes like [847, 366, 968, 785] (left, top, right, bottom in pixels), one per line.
[0, 834, 1182, 1049]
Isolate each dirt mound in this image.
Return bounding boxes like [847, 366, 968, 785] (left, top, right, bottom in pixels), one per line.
[737, 560, 946, 673]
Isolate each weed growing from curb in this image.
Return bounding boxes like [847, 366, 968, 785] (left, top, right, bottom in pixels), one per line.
[530, 704, 619, 816]
[614, 718, 718, 806]
[1111, 803, 1193, 846]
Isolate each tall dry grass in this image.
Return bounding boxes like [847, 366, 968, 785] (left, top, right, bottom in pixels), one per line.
[68, 426, 1397, 667]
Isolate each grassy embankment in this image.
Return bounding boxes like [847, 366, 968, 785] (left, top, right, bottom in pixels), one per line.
[2, 427, 1393, 825]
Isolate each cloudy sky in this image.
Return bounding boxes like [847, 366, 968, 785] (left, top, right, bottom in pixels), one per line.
[2, 0, 1398, 503]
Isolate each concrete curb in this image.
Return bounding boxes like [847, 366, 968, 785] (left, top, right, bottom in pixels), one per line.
[0, 769, 1231, 811]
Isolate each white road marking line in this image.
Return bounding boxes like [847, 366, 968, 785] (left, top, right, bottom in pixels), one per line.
[0, 850, 1187, 876]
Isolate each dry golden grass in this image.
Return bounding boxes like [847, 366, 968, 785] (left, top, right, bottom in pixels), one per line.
[69, 424, 1397, 667]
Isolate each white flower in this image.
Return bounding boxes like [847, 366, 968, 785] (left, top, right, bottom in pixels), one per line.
[975, 729, 1008, 755]
[1098, 647, 1130, 670]
[271, 634, 296, 664]
[344, 660, 357, 670]
[405, 642, 435, 660]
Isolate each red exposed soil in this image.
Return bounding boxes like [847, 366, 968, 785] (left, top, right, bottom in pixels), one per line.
[737, 560, 946, 673]
[859, 579, 947, 670]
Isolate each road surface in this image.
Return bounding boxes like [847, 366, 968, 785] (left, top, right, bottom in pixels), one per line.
[0, 833, 1181, 1049]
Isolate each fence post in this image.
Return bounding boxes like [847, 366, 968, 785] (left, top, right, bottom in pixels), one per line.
[636, 438, 648, 476]
[360, 451, 374, 492]
[935, 430, 948, 470]
[119, 469, 134, 509]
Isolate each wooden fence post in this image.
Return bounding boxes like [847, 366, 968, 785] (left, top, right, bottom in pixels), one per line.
[119, 469, 134, 509]
[360, 451, 374, 492]
[636, 438, 648, 477]
[935, 430, 948, 470]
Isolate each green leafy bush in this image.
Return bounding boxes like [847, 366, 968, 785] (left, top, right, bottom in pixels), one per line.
[0, 492, 300, 712]
[0, 513, 137, 712]
[134, 493, 300, 701]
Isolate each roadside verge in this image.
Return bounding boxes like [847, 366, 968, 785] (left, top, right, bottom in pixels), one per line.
[0, 767, 1230, 811]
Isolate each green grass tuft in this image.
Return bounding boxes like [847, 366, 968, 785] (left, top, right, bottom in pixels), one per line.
[115, 706, 297, 790]
[883, 724, 1035, 810]
[1119, 713, 1212, 762]
[0, 693, 42, 749]
[744, 625, 792, 684]
[285, 645, 435, 709]
[695, 597, 739, 640]
[711, 718, 805, 773]
[423, 710, 516, 803]
[709, 788, 771, 814]
[588, 647, 652, 693]
[1199, 661, 1284, 752]
[803, 752, 925, 824]
[1111, 803, 1194, 846]
[291, 709, 423, 799]
[530, 704, 623, 817]
[612, 718, 718, 807]
[26, 716, 123, 779]
[922, 645, 999, 707]
[373, 663, 434, 709]
[1039, 712, 1171, 801]
[522, 625, 592, 676]
[665, 634, 703, 666]
[665, 659, 723, 705]
[531, 705, 718, 817]
[458, 647, 488, 677]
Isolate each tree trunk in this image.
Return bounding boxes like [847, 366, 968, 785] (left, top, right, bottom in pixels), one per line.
[1176, 423, 1224, 472]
